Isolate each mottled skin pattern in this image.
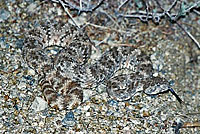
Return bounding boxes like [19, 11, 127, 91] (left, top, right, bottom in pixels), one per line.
[22, 21, 182, 110]
[38, 71, 83, 110]
[106, 70, 144, 101]
[23, 22, 89, 110]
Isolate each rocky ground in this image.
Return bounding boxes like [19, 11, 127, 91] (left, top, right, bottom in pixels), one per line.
[0, 0, 200, 133]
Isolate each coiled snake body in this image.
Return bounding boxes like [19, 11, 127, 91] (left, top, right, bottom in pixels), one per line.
[22, 22, 182, 110]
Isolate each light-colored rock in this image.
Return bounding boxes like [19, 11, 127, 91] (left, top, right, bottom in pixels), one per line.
[31, 97, 48, 112]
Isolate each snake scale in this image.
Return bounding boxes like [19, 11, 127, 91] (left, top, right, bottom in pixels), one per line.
[22, 21, 182, 110]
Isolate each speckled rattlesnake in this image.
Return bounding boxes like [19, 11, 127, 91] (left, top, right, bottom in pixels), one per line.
[22, 21, 182, 110]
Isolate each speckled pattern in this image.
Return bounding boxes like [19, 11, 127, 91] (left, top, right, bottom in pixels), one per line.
[22, 20, 182, 111]
[22, 21, 92, 110]
[0, 0, 200, 133]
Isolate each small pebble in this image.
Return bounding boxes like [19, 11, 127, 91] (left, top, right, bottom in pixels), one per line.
[18, 81, 27, 89]
[62, 112, 76, 127]
[31, 97, 48, 112]
[0, 9, 10, 22]
[86, 112, 90, 117]
[28, 69, 35, 76]
[27, 3, 37, 13]
[142, 111, 150, 117]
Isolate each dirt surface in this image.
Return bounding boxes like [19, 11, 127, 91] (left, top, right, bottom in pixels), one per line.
[0, 0, 200, 133]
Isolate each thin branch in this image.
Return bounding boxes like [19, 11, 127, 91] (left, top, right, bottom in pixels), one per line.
[193, 9, 200, 15]
[167, 0, 178, 12]
[99, 10, 121, 29]
[117, 0, 130, 10]
[85, 22, 129, 34]
[154, 0, 200, 49]
[51, 0, 104, 13]
[58, 0, 80, 28]
[176, 22, 200, 49]
[184, 1, 200, 13]
[118, 11, 179, 23]
[182, 122, 200, 128]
